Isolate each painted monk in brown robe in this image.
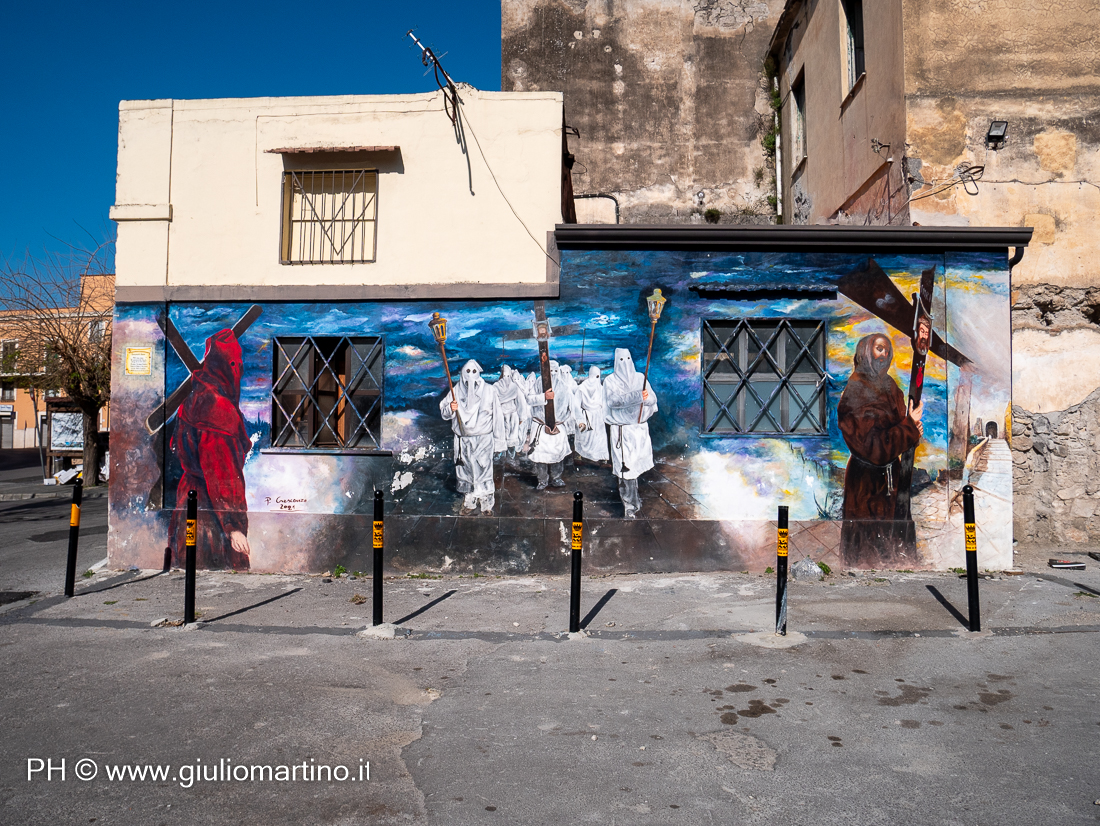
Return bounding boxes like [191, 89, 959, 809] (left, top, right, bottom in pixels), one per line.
[838, 333, 923, 568]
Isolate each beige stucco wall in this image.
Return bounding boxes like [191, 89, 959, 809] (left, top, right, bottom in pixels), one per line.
[775, 0, 907, 224]
[112, 90, 564, 289]
[902, 0, 1100, 287]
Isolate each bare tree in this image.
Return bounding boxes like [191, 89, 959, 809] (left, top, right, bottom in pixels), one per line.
[0, 240, 114, 485]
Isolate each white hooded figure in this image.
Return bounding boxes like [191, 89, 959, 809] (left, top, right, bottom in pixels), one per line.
[493, 365, 530, 457]
[548, 360, 578, 435]
[439, 360, 506, 513]
[603, 348, 658, 517]
[574, 366, 609, 462]
[523, 363, 571, 489]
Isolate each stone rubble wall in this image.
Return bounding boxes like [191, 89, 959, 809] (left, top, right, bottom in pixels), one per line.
[1011, 386, 1100, 546]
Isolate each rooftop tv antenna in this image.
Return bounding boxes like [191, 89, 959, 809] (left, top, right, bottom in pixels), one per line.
[407, 30, 459, 127]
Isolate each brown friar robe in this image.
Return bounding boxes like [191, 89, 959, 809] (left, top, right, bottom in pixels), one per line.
[837, 335, 921, 567]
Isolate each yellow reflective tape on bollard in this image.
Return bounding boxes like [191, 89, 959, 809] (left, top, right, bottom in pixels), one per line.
[571, 522, 583, 551]
[373, 521, 383, 549]
[777, 528, 789, 557]
[965, 523, 976, 554]
[70, 505, 80, 527]
[185, 520, 196, 545]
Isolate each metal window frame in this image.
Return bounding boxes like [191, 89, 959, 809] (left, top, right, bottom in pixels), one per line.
[271, 336, 384, 449]
[702, 318, 828, 435]
[792, 74, 807, 164]
[279, 170, 378, 265]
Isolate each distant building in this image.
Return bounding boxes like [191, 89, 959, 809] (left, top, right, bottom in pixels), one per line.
[767, 0, 1099, 546]
[0, 274, 112, 464]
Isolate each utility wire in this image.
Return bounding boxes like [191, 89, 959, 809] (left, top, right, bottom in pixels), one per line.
[408, 30, 558, 267]
[457, 102, 559, 267]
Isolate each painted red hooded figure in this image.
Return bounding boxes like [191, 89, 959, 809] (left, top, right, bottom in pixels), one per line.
[169, 329, 252, 570]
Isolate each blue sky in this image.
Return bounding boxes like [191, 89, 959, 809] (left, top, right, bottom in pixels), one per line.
[1, 1, 502, 263]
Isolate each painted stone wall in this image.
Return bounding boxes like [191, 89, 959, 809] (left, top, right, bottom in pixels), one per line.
[108, 249, 1011, 574]
[502, 0, 785, 224]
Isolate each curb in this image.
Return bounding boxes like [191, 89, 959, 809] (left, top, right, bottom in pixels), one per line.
[0, 489, 108, 502]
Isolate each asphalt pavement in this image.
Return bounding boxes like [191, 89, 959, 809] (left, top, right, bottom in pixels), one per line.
[1, 488, 1099, 825]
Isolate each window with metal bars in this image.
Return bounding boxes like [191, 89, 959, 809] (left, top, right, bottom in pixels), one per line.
[702, 319, 828, 434]
[272, 337, 383, 449]
[280, 170, 378, 264]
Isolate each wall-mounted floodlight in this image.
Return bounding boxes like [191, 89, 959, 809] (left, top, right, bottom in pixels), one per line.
[986, 121, 1008, 149]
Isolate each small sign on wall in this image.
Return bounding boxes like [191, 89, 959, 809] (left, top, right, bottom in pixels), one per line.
[125, 347, 152, 375]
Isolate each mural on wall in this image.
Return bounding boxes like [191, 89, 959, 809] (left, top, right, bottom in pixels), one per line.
[108, 249, 1011, 575]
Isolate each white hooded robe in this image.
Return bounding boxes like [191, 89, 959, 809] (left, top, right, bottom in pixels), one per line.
[574, 366, 609, 461]
[493, 365, 530, 451]
[603, 348, 657, 480]
[439, 360, 506, 498]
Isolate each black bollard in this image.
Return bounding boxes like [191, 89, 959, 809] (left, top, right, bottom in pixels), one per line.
[569, 492, 583, 633]
[63, 479, 84, 597]
[963, 484, 981, 632]
[162, 546, 172, 573]
[184, 490, 197, 624]
[372, 490, 384, 627]
[775, 505, 789, 636]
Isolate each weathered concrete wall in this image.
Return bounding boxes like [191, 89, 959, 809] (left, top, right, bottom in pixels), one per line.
[902, 0, 1100, 546]
[502, 0, 785, 223]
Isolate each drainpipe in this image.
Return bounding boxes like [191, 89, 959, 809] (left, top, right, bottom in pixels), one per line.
[774, 77, 783, 221]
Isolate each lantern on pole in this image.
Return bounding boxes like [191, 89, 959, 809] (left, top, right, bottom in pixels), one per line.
[638, 289, 667, 422]
[428, 312, 465, 434]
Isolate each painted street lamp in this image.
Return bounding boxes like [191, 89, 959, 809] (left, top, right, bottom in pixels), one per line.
[639, 289, 667, 422]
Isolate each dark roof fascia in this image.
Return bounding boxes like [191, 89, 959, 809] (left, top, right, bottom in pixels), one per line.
[767, 0, 804, 62]
[554, 224, 1032, 254]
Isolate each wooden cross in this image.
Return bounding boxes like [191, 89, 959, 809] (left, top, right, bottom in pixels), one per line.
[501, 300, 580, 431]
[894, 266, 936, 521]
[144, 305, 263, 435]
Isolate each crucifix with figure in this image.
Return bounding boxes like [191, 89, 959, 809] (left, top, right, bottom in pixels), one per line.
[501, 300, 580, 431]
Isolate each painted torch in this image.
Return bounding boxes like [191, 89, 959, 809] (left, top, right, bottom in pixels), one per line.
[428, 312, 465, 434]
[638, 289, 667, 422]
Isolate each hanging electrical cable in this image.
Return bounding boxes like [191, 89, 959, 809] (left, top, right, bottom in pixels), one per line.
[908, 162, 985, 203]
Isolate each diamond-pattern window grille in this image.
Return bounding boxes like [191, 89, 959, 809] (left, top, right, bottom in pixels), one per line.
[702, 319, 827, 434]
[272, 336, 383, 449]
[281, 170, 377, 264]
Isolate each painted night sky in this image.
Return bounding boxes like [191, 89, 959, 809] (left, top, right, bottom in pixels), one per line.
[107, 248, 1009, 533]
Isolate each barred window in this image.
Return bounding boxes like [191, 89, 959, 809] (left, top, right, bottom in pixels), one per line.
[280, 170, 378, 264]
[272, 337, 383, 449]
[702, 319, 827, 434]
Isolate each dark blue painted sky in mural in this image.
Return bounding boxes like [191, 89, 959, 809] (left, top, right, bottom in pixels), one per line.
[152, 249, 1008, 521]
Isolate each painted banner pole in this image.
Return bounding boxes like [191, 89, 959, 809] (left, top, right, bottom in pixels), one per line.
[373, 490, 384, 627]
[63, 478, 83, 597]
[775, 505, 789, 636]
[569, 492, 583, 633]
[963, 484, 981, 632]
[184, 490, 197, 624]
